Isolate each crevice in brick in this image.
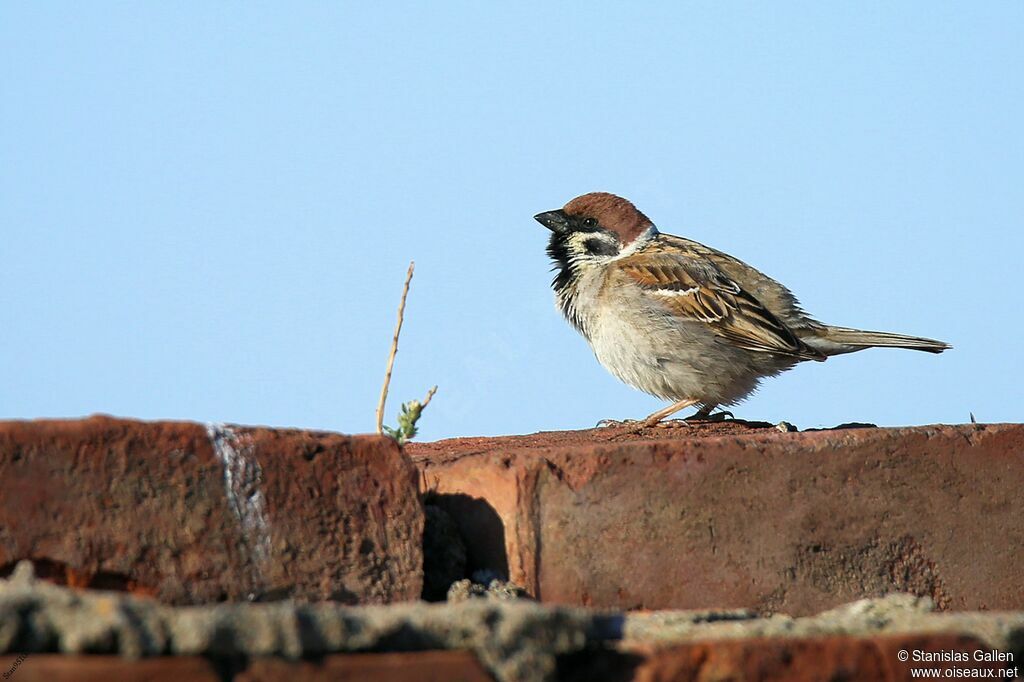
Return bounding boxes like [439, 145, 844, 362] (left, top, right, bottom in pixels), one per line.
[556, 649, 642, 681]
[421, 500, 469, 601]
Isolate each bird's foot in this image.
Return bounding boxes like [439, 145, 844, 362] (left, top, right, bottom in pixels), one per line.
[686, 409, 734, 423]
[596, 418, 641, 428]
[648, 418, 692, 429]
[596, 417, 690, 432]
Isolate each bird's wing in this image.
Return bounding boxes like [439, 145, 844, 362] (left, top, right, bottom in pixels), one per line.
[615, 250, 824, 359]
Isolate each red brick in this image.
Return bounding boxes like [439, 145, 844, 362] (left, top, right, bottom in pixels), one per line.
[624, 634, 1012, 682]
[0, 416, 423, 604]
[238, 651, 493, 681]
[412, 422, 1024, 613]
[0, 656, 219, 682]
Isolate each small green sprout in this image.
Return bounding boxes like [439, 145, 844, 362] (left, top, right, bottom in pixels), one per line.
[383, 386, 437, 445]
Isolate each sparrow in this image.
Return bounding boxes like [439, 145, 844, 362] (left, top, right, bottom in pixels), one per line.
[534, 192, 950, 426]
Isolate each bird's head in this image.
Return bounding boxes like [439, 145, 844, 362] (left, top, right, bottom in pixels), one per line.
[535, 192, 656, 287]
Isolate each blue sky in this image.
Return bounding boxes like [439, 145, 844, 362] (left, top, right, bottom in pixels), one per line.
[2, 2, 1021, 440]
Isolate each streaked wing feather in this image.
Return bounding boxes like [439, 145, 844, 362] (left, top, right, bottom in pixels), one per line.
[618, 255, 821, 359]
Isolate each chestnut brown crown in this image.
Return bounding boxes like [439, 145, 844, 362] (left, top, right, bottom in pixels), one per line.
[563, 192, 654, 244]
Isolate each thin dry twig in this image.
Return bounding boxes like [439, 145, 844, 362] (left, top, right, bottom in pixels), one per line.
[376, 261, 415, 434]
[420, 385, 437, 410]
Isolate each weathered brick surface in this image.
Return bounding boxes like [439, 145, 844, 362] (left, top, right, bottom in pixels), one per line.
[3, 637, 1013, 682]
[0, 653, 493, 681]
[0, 416, 423, 604]
[237, 652, 493, 681]
[561, 634, 1015, 681]
[3, 564, 1023, 682]
[633, 634, 1014, 681]
[0, 656, 220, 681]
[411, 422, 1024, 614]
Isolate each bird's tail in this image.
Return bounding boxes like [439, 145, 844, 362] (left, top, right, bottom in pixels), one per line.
[814, 325, 951, 355]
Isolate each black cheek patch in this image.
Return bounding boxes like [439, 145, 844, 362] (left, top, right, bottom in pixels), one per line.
[584, 237, 619, 256]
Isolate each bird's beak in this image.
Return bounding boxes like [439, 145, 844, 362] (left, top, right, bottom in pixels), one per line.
[533, 209, 569, 233]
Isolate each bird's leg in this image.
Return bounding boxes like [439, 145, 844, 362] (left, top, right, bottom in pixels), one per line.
[643, 399, 700, 428]
[689, 404, 715, 420]
[597, 398, 701, 430]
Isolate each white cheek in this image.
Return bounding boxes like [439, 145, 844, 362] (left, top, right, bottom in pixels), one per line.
[568, 233, 621, 261]
[609, 226, 658, 260]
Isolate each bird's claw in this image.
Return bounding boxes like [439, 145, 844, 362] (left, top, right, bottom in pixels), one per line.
[598, 417, 690, 430]
[687, 410, 734, 423]
[596, 418, 640, 428]
[647, 418, 691, 429]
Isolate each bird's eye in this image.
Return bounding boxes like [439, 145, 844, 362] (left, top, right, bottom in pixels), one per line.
[582, 217, 598, 228]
